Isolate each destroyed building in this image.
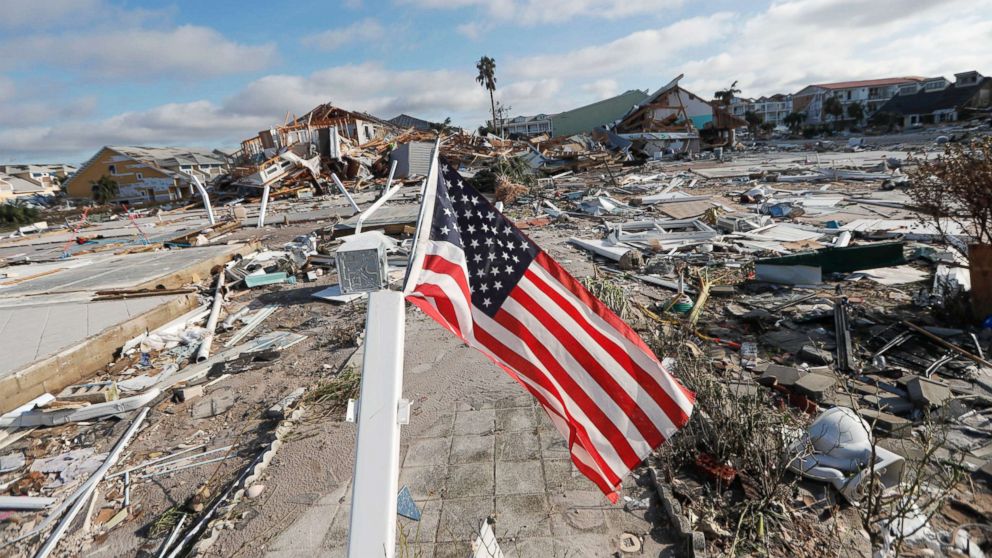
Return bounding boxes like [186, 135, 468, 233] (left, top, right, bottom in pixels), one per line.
[64, 146, 231, 204]
[613, 74, 747, 155]
[505, 89, 648, 138]
[3, 76, 992, 558]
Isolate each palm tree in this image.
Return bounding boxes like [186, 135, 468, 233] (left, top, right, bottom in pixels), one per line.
[744, 110, 762, 135]
[91, 175, 119, 205]
[429, 117, 453, 135]
[823, 96, 845, 129]
[846, 101, 865, 127]
[475, 56, 497, 135]
[713, 81, 741, 106]
[783, 111, 807, 134]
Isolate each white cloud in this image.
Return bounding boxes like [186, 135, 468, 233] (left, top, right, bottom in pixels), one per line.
[506, 13, 735, 80]
[301, 18, 386, 51]
[0, 63, 511, 159]
[398, 0, 683, 25]
[0, 25, 277, 79]
[6, 0, 992, 162]
[581, 79, 620, 99]
[675, 0, 992, 97]
[0, 0, 105, 29]
[456, 22, 485, 40]
[0, 101, 272, 159]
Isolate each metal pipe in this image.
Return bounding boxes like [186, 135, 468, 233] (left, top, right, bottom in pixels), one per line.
[190, 176, 216, 226]
[33, 407, 149, 558]
[331, 173, 361, 214]
[136, 445, 235, 478]
[163, 444, 271, 558]
[0, 496, 54, 510]
[257, 183, 271, 228]
[902, 321, 992, 368]
[196, 272, 225, 363]
[123, 472, 131, 507]
[137, 454, 233, 479]
[355, 161, 399, 235]
[346, 291, 406, 558]
[221, 307, 250, 331]
[224, 305, 278, 347]
[156, 513, 187, 558]
[108, 444, 206, 479]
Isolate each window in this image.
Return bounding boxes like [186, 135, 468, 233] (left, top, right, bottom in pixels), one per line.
[136, 173, 143, 181]
[846, 91, 852, 100]
[108, 164, 117, 175]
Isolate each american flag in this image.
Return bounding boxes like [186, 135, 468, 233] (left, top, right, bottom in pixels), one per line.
[404, 153, 695, 501]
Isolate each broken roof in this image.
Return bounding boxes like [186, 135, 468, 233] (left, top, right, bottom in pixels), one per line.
[293, 103, 397, 130]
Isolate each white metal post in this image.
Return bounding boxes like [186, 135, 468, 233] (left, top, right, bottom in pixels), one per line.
[190, 176, 216, 226]
[355, 161, 400, 235]
[346, 290, 406, 558]
[331, 173, 362, 214]
[257, 183, 270, 228]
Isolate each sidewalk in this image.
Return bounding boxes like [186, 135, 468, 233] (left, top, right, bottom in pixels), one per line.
[263, 315, 675, 557]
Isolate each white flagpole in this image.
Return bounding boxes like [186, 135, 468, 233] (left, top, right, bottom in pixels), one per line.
[402, 136, 442, 294]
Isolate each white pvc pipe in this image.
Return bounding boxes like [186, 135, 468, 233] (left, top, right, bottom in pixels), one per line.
[0, 496, 54, 510]
[331, 174, 361, 214]
[34, 408, 149, 558]
[355, 161, 400, 235]
[346, 291, 405, 558]
[196, 272, 225, 363]
[190, 176, 216, 226]
[257, 183, 271, 228]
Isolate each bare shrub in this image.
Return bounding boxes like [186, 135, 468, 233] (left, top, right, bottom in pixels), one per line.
[855, 411, 966, 556]
[907, 137, 992, 248]
[649, 325, 813, 555]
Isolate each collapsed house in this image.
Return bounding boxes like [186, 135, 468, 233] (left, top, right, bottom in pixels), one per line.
[613, 74, 747, 156]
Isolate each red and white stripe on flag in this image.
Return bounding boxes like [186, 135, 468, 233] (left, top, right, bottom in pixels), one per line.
[404, 151, 694, 502]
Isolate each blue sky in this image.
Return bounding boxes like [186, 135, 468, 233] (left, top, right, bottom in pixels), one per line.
[1, 0, 990, 163]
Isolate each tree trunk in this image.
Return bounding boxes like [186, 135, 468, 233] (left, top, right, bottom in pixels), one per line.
[489, 89, 497, 137]
[970, 243, 992, 319]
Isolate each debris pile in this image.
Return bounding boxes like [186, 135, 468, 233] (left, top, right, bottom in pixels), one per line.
[2, 98, 991, 558]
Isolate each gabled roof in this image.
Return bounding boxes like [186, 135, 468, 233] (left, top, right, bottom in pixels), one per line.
[877, 77, 991, 116]
[616, 74, 747, 130]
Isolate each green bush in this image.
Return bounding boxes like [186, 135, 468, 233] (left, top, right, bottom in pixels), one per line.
[0, 202, 41, 225]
